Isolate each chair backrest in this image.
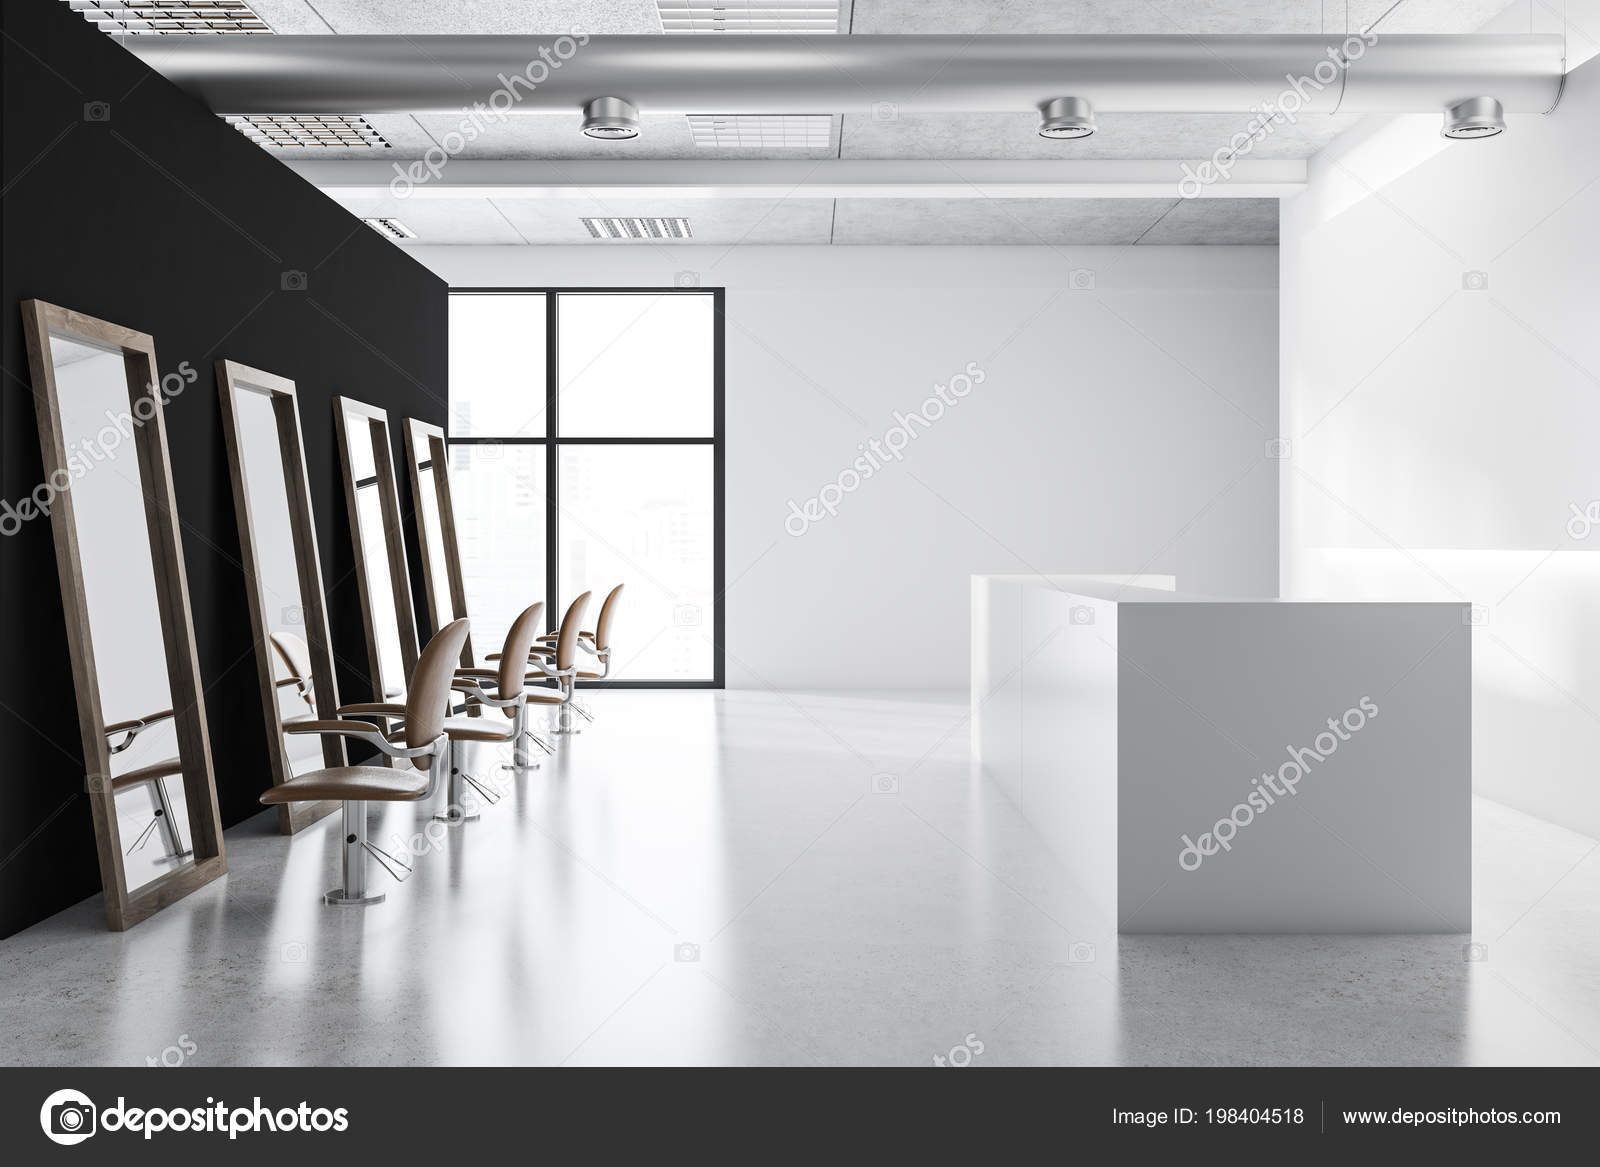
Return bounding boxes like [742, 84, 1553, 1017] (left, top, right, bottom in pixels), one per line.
[269, 632, 314, 708]
[405, 619, 471, 760]
[498, 602, 544, 701]
[555, 591, 592, 672]
[593, 584, 624, 651]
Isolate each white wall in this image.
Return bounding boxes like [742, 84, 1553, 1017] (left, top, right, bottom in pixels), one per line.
[416, 245, 1279, 689]
[1280, 53, 1600, 837]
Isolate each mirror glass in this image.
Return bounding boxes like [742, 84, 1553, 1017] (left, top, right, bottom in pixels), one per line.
[342, 410, 409, 700]
[51, 333, 195, 893]
[233, 383, 324, 777]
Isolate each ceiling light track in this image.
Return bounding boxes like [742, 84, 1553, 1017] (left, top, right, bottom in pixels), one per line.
[129, 34, 1562, 142]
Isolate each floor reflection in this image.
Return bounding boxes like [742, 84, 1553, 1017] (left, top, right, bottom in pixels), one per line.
[1, 692, 1596, 1066]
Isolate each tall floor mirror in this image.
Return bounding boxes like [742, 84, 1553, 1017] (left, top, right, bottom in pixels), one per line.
[403, 418, 474, 667]
[217, 361, 345, 833]
[21, 301, 227, 930]
[333, 397, 419, 710]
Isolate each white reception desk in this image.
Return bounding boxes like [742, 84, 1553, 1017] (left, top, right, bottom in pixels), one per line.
[972, 576, 1471, 933]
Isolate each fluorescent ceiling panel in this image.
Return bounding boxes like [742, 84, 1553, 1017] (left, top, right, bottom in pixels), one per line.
[581, 216, 694, 240]
[361, 217, 417, 241]
[686, 115, 832, 148]
[64, 1, 271, 34]
[657, 1, 840, 34]
[228, 114, 391, 149]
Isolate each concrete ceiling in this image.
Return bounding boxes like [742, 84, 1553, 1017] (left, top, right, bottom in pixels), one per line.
[173, 0, 1531, 244]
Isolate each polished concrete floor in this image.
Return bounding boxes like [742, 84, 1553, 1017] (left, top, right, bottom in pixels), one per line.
[2, 690, 1598, 1066]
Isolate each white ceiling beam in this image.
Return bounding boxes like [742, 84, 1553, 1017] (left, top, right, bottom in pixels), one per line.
[289, 159, 1305, 200]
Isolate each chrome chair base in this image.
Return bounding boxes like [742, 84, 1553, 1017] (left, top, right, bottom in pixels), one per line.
[324, 889, 386, 907]
[433, 808, 480, 824]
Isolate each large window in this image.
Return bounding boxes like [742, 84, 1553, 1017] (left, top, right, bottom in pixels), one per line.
[447, 290, 724, 685]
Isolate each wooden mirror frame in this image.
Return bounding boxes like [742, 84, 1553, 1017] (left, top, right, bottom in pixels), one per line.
[332, 396, 419, 701]
[402, 418, 474, 668]
[216, 361, 345, 834]
[20, 300, 227, 931]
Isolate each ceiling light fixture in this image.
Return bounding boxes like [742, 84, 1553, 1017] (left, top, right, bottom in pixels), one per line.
[656, 1, 841, 35]
[1038, 96, 1096, 140]
[582, 97, 641, 140]
[361, 217, 416, 241]
[1441, 96, 1506, 139]
[226, 114, 390, 149]
[64, 0, 271, 35]
[581, 216, 692, 240]
[686, 114, 832, 148]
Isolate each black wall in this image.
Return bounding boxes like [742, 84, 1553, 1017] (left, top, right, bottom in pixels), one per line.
[0, 0, 448, 939]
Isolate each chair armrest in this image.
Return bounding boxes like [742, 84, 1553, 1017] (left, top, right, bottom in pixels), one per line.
[450, 678, 519, 708]
[337, 702, 407, 717]
[285, 718, 437, 760]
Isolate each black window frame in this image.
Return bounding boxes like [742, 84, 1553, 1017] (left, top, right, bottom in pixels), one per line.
[447, 286, 726, 689]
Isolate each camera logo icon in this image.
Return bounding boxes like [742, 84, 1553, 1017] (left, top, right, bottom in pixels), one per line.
[280, 270, 309, 292]
[674, 270, 700, 289]
[1461, 270, 1489, 291]
[1265, 437, 1292, 460]
[1069, 268, 1096, 291]
[674, 941, 700, 963]
[674, 603, 702, 627]
[1463, 942, 1489, 962]
[282, 605, 304, 626]
[1069, 605, 1095, 626]
[871, 773, 899, 795]
[871, 101, 899, 121]
[1464, 604, 1491, 627]
[83, 101, 111, 123]
[40, 1089, 97, 1145]
[1069, 941, 1097, 963]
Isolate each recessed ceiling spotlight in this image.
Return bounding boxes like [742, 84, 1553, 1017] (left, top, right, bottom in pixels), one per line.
[1442, 96, 1506, 139]
[1038, 96, 1096, 140]
[582, 97, 641, 140]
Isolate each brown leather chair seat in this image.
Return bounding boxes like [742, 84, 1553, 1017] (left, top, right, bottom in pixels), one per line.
[260, 765, 430, 804]
[439, 715, 515, 743]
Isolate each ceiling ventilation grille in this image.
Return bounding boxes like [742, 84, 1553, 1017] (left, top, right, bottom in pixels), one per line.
[63, 1, 271, 35]
[362, 217, 417, 241]
[656, 1, 840, 34]
[226, 115, 392, 149]
[687, 114, 832, 148]
[581, 217, 694, 240]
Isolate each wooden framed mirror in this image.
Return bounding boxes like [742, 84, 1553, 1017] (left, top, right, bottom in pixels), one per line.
[333, 397, 419, 707]
[20, 300, 226, 931]
[217, 361, 345, 833]
[402, 417, 474, 667]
